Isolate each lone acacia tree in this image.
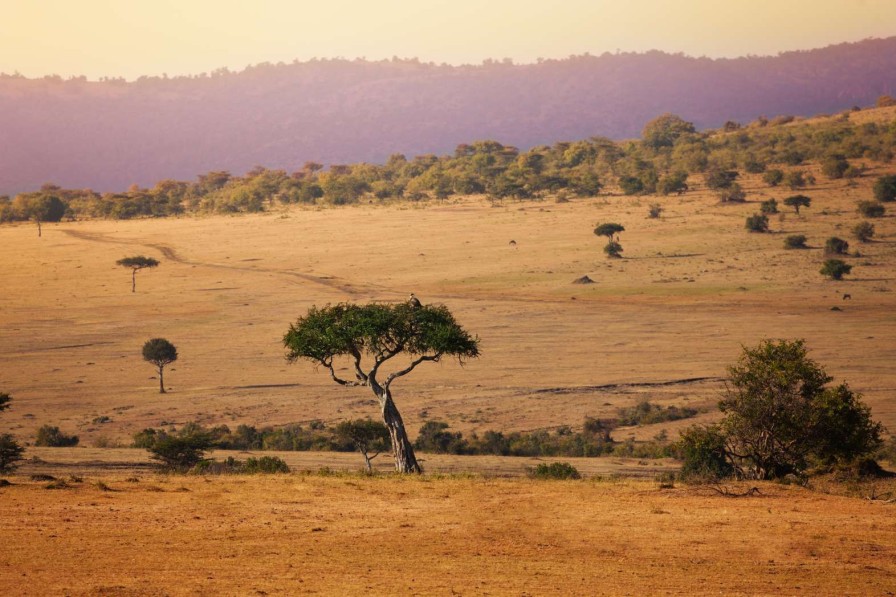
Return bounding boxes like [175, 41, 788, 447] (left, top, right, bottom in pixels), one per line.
[117, 256, 159, 292]
[283, 302, 480, 473]
[783, 194, 811, 215]
[142, 338, 178, 393]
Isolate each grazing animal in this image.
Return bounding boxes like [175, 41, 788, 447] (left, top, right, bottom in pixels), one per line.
[408, 293, 422, 309]
[843, 293, 852, 300]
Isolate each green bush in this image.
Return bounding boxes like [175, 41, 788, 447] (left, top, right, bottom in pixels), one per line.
[856, 200, 885, 218]
[820, 259, 852, 280]
[783, 235, 808, 249]
[873, 174, 896, 202]
[34, 425, 79, 447]
[759, 199, 778, 214]
[745, 214, 769, 232]
[852, 222, 875, 243]
[717, 183, 746, 203]
[617, 401, 698, 427]
[824, 237, 849, 255]
[603, 240, 623, 257]
[676, 425, 734, 483]
[762, 169, 784, 187]
[528, 462, 581, 480]
[820, 154, 849, 179]
[146, 427, 214, 472]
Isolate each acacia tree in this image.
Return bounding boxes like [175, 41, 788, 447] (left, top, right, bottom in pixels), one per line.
[20, 195, 66, 237]
[142, 338, 178, 393]
[283, 302, 480, 473]
[117, 256, 159, 292]
[0, 393, 25, 474]
[783, 195, 811, 215]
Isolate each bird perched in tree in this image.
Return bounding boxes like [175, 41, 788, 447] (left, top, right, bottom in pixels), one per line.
[408, 293, 422, 309]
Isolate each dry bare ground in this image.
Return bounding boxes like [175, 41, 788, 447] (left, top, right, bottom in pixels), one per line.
[2, 138, 896, 593]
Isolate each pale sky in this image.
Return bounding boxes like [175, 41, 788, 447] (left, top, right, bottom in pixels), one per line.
[2, 0, 895, 80]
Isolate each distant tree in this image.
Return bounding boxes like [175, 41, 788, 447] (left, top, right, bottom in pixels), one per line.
[762, 169, 784, 187]
[760, 199, 778, 214]
[783, 195, 811, 215]
[717, 183, 746, 203]
[657, 171, 688, 195]
[35, 425, 79, 447]
[283, 302, 479, 473]
[414, 420, 466, 454]
[876, 95, 896, 108]
[116, 256, 159, 293]
[745, 214, 769, 233]
[618, 176, 644, 195]
[21, 195, 66, 237]
[146, 424, 213, 471]
[593, 222, 624, 242]
[852, 221, 875, 243]
[705, 168, 738, 190]
[641, 114, 695, 149]
[856, 200, 885, 218]
[603, 240, 623, 258]
[820, 259, 852, 280]
[647, 203, 663, 219]
[0, 393, 24, 474]
[334, 419, 390, 473]
[873, 175, 896, 202]
[142, 338, 178, 393]
[784, 171, 807, 190]
[820, 154, 849, 179]
[824, 237, 849, 256]
[783, 235, 807, 249]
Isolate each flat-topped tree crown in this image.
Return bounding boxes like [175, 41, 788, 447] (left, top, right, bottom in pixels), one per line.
[284, 301, 479, 473]
[116, 255, 159, 292]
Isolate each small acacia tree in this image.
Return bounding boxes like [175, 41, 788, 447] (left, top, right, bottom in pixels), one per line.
[593, 222, 624, 242]
[783, 194, 811, 215]
[142, 338, 178, 393]
[334, 419, 390, 473]
[116, 256, 159, 293]
[283, 302, 479, 473]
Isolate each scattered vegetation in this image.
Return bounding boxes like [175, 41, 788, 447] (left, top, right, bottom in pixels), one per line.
[856, 200, 885, 218]
[528, 462, 581, 480]
[34, 425, 79, 447]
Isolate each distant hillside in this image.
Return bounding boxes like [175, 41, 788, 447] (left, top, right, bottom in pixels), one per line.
[2, 37, 896, 194]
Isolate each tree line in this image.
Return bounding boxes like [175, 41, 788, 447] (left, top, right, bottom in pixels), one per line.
[2, 109, 894, 227]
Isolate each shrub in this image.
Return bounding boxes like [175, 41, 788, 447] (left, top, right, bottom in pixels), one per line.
[676, 425, 734, 483]
[745, 214, 769, 233]
[603, 241, 623, 257]
[820, 259, 852, 280]
[852, 222, 875, 243]
[657, 171, 688, 195]
[824, 237, 849, 255]
[784, 171, 807, 190]
[873, 175, 896, 202]
[194, 455, 290, 474]
[877, 95, 896, 108]
[647, 203, 663, 218]
[34, 425, 79, 447]
[146, 427, 214, 472]
[528, 462, 581, 480]
[705, 168, 738, 190]
[820, 155, 849, 179]
[243, 456, 291, 474]
[717, 183, 746, 203]
[856, 200, 885, 218]
[762, 169, 784, 187]
[617, 401, 698, 427]
[0, 434, 25, 473]
[759, 199, 778, 214]
[783, 235, 807, 249]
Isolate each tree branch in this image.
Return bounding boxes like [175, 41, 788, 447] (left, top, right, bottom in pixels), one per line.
[384, 353, 442, 389]
[324, 359, 365, 387]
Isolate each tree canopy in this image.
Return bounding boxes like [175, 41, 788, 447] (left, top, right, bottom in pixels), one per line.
[117, 256, 159, 292]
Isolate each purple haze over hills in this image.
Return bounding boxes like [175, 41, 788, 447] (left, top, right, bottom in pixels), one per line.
[1, 37, 895, 194]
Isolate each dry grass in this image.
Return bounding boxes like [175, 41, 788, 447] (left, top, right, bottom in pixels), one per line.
[1, 472, 895, 595]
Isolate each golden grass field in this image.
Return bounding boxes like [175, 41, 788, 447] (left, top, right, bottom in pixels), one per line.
[2, 112, 896, 593]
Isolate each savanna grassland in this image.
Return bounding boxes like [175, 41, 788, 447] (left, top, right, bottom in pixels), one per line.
[2, 109, 896, 595]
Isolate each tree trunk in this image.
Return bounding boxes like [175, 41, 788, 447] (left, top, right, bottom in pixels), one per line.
[158, 366, 166, 393]
[37, 220, 42, 237]
[380, 390, 422, 473]
[132, 269, 137, 293]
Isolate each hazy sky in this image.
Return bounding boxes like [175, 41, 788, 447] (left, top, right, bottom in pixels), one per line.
[2, 0, 895, 80]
